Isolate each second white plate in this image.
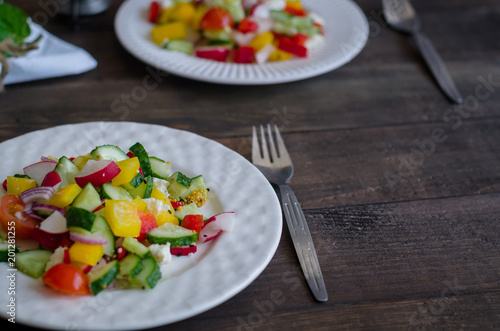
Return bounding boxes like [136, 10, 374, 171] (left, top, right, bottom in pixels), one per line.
[114, 0, 369, 84]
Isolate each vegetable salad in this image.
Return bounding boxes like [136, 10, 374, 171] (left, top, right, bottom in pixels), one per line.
[148, 0, 325, 63]
[0, 143, 234, 295]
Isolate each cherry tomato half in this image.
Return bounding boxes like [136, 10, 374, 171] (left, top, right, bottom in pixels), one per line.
[42, 263, 91, 295]
[0, 194, 38, 239]
[199, 8, 233, 30]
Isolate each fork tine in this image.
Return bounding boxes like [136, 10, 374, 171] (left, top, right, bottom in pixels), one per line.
[273, 124, 292, 164]
[267, 124, 278, 163]
[252, 126, 261, 162]
[259, 125, 271, 163]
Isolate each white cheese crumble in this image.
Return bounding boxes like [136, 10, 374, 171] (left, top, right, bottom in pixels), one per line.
[305, 34, 325, 52]
[142, 198, 171, 219]
[152, 177, 170, 198]
[149, 243, 172, 266]
[262, 0, 286, 10]
[45, 246, 66, 272]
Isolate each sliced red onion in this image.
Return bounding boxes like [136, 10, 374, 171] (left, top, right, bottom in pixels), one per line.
[70, 231, 108, 245]
[41, 156, 58, 164]
[19, 186, 55, 204]
[32, 203, 66, 216]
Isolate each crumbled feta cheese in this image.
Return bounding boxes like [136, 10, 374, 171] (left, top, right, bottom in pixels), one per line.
[262, 0, 286, 10]
[153, 177, 170, 198]
[305, 34, 325, 52]
[149, 243, 172, 266]
[142, 198, 171, 219]
[45, 247, 66, 272]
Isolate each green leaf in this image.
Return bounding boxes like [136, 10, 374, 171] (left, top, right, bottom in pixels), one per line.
[0, 3, 31, 43]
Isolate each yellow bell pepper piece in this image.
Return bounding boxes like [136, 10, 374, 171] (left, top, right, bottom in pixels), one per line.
[191, 4, 207, 30]
[286, 0, 303, 10]
[157, 7, 173, 24]
[169, 2, 196, 25]
[6, 177, 37, 195]
[150, 188, 166, 202]
[72, 155, 92, 170]
[134, 197, 147, 212]
[111, 157, 140, 186]
[105, 200, 141, 237]
[151, 21, 188, 45]
[249, 32, 274, 53]
[48, 184, 82, 208]
[69, 242, 104, 266]
[269, 49, 294, 62]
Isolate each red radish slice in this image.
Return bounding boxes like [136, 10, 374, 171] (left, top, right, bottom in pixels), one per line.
[170, 245, 197, 256]
[250, 3, 270, 18]
[31, 228, 69, 250]
[199, 212, 235, 243]
[32, 203, 66, 216]
[39, 211, 67, 234]
[243, 0, 258, 9]
[18, 186, 55, 204]
[75, 160, 121, 187]
[41, 171, 62, 189]
[63, 249, 71, 264]
[23, 161, 57, 186]
[69, 231, 108, 245]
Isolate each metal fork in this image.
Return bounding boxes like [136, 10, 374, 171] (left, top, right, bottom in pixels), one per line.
[382, 0, 463, 104]
[252, 124, 328, 302]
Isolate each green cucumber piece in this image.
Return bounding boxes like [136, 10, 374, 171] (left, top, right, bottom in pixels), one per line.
[174, 202, 203, 221]
[150, 157, 172, 180]
[91, 215, 115, 257]
[88, 260, 120, 294]
[212, 0, 245, 22]
[272, 22, 297, 36]
[123, 177, 153, 199]
[90, 145, 129, 162]
[167, 172, 191, 199]
[179, 175, 207, 199]
[72, 183, 102, 212]
[66, 207, 97, 232]
[203, 29, 232, 42]
[147, 222, 198, 247]
[270, 10, 293, 25]
[129, 173, 144, 188]
[102, 183, 133, 201]
[129, 142, 153, 178]
[128, 257, 161, 290]
[122, 236, 150, 258]
[118, 253, 143, 279]
[165, 40, 194, 54]
[55, 156, 79, 187]
[15, 249, 53, 278]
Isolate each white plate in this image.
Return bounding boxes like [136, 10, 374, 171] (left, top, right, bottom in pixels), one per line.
[114, 0, 369, 84]
[0, 122, 282, 330]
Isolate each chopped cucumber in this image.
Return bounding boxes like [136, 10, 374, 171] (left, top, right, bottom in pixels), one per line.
[167, 172, 191, 199]
[179, 175, 207, 199]
[270, 10, 293, 25]
[273, 22, 297, 36]
[90, 145, 128, 162]
[150, 157, 172, 180]
[129, 142, 152, 178]
[122, 236, 150, 258]
[66, 207, 97, 231]
[212, 0, 245, 22]
[118, 253, 143, 279]
[174, 202, 203, 222]
[72, 183, 102, 212]
[203, 29, 232, 42]
[129, 173, 144, 188]
[123, 176, 153, 199]
[102, 183, 133, 201]
[128, 257, 161, 290]
[165, 40, 194, 54]
[15, 249, 53, 278]
[55, 156, 79, 187]
[91, 215, 115, 257]
[147, 222, 198, 247]
[88, 260, 120, 295]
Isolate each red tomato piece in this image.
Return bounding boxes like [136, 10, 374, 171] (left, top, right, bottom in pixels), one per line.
[200, 8, 233, 30]
[149, 1, 161, 23]
[233, 46, 255, 64]
[0, 194, 39, 239]
[181, 214, 204, 233]
[284, 5, 306, 16]
[278, 37, 308, 58]
[136, 210, 158, 242]
[237, 18, 258, 33]
[42, 263, 91, 295]
[292, 33, 308, 46]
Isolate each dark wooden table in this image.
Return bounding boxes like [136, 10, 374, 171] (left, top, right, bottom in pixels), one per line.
[1, 0, 500, 330]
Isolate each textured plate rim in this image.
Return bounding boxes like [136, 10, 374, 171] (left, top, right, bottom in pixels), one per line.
[114, 0, 369, 85]
[0, 122, 283, 330]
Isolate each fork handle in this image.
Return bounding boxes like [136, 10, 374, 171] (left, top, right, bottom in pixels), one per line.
[412, 32, 463, 104]
[279, 184, 328, 302]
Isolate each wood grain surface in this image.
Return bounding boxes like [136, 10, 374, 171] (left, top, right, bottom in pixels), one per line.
[1, 0, 499, 330]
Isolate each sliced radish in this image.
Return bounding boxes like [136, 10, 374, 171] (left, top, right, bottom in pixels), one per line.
[23, 161, 57, 186]
[198, 212, 235, 243]
[75, 160, 121, 188]
[250, 3, 270, 18]
[31, 228, 69, 250]
[41, 171, 62, 190]
[255, 43, 276, 64]
[39, 210, 67, 234]
[69, 231, 108, 245]
[19, 186, 55, 204]
[170, 245, 197, 256]
[243, 0, 258, 9]
[232, 30, 257, 46]
[63, 248, 71, 264]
